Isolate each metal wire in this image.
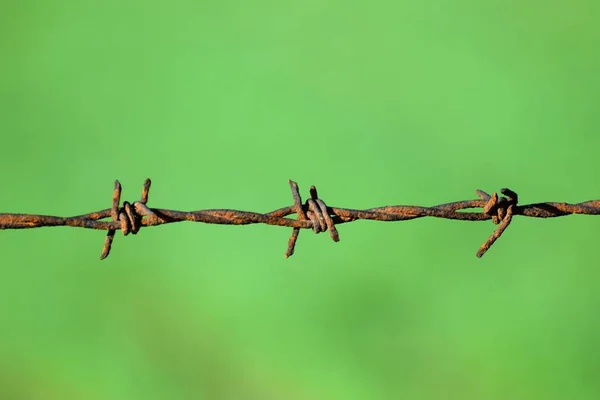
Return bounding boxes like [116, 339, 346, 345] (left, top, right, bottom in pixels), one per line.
[1, 178, 599, 259]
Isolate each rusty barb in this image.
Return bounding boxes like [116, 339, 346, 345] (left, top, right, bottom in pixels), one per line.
[1, 179, 599, 260]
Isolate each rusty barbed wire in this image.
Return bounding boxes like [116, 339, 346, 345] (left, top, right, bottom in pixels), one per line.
[1, 178, 599, 260]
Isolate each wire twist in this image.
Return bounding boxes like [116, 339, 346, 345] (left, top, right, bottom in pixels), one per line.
[101, 179, 158, 259]
[1, 178, 599, 260]
[286, 181, 339, 258]
[476, 188, 518, 258]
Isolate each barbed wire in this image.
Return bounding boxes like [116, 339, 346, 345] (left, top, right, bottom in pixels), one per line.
[1, 178, 599, 260]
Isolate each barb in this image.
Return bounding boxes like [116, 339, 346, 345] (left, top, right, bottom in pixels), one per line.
[1, 179, 599, 259]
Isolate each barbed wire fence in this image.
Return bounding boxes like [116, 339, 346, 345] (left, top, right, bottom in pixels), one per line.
[1, 178, 599, 260]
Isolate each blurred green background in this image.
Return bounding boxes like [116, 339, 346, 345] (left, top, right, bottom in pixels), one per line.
[1, 1, 600, 399]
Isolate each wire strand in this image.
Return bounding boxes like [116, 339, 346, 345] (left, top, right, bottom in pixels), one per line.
[1, 178, 598, 259]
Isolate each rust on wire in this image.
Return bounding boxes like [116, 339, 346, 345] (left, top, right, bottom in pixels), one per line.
[1, 178, 599, 260]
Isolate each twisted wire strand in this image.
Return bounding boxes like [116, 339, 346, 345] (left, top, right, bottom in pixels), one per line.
[1, 178, 599, 259]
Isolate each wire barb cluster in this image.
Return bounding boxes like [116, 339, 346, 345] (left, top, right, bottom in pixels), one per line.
[1, 178, 599, 260]
[101, 179, 157, 259]
[286, 180, 339, 258]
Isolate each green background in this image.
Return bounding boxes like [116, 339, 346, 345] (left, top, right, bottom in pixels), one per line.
[1, 1, 600, 399]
